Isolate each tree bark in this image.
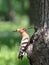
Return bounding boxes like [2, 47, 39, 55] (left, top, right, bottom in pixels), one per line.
[29, 0, 41, 27]
[27, 0, 49, 65]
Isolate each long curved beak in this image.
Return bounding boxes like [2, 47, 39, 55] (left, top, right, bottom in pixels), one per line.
[12, 30, 17, 32]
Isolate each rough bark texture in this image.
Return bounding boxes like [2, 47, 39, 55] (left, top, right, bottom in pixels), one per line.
[29, 0, 41, 27]
[26, 0, 49, 65]
[27, 26, 49, 65]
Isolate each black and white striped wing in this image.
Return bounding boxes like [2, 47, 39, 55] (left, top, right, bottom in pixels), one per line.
[18, 38, 30, 60]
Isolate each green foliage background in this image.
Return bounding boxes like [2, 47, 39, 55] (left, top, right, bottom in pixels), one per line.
[0, 22, 34, 65]
[0, 0, 34, 65]
[0, 0, 29, 14]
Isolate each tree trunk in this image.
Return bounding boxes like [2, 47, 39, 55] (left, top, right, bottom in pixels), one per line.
[29, 0, 41, 27]
[27, 0, 49, 65]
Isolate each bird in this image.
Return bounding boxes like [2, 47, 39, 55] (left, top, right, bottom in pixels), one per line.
[13, 28, 30, 60]
[13, 27, 43, 65]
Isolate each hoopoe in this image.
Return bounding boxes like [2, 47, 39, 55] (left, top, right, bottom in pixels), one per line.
[13, 28, 30, 60]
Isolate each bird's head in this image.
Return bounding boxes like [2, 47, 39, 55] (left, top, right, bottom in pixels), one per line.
[13, 28, 27, 33]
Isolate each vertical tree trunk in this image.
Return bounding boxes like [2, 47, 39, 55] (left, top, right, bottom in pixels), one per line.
[27, 1, 49, 65]
[40, 0, 48, 28]
[29, 0, 41, 27]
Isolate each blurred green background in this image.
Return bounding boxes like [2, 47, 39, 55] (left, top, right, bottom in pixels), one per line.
[0, 0, 35, 65]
